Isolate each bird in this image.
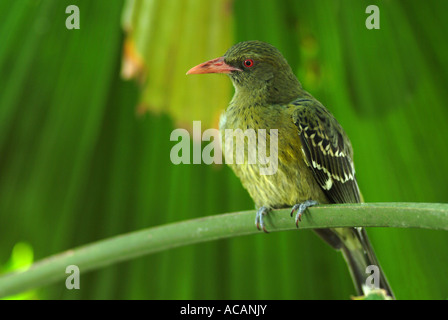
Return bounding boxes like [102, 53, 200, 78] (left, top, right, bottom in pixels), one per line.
[187, 40, 394, 298]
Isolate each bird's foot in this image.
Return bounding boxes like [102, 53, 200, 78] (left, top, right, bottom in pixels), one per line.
[255, 206, 271, 233]
[290, 200, 318, 228]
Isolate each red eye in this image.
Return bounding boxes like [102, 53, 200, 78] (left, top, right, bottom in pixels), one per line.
[243, 59, 254, 68]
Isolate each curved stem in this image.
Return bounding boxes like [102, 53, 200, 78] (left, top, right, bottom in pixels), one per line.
[0, 202, 447, 298]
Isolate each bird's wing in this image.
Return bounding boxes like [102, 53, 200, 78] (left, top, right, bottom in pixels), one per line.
[291, 97, 361, 203]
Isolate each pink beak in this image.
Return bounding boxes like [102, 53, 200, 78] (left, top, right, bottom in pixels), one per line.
[186, 57, 241, 75]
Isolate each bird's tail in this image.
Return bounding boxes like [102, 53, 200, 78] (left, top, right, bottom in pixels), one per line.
[314, 227, 394, 299]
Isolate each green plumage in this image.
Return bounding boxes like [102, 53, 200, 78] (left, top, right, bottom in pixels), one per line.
[191, 40, 393, 298]
[221, 98, 325, 208]
[220, 41, 361, 208]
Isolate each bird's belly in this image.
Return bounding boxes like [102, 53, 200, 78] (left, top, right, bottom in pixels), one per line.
[224, 131, 327, 209]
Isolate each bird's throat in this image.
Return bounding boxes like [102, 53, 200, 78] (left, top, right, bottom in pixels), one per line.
[230, 74, 304, 108]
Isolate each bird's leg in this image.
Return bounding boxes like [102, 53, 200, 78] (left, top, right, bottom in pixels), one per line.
[290, 200, 318, 227]
[255, 206, 271, 233]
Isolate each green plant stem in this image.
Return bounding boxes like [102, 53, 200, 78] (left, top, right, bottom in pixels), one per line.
[1, 202, 447, 298]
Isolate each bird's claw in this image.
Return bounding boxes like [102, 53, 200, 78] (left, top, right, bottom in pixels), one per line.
[290, 200, 318, 228]
[255, 206, 271, 233]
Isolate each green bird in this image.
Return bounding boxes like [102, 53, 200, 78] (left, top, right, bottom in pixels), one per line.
[187, 40, 393, 298]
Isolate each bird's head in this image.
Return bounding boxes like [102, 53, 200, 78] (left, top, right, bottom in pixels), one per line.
[187, 40, 303, 105]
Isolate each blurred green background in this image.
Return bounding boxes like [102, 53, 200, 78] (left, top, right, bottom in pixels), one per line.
[1, 0, 448, 299]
